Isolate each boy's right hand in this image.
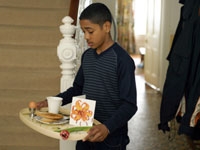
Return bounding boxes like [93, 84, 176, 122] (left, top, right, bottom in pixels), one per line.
[36, 100, 48, 110]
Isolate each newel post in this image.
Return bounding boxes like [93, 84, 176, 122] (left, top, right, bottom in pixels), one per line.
[57, 16, 77, 150]
[57, 16, 78, 93]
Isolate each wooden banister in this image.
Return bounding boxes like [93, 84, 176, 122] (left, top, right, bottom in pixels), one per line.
[69, 0, 79, 25]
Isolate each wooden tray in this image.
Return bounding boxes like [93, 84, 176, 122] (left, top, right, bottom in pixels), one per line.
[19, 107, 100, 140]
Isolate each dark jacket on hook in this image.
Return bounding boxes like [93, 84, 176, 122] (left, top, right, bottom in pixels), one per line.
[159, 0, 200, 139]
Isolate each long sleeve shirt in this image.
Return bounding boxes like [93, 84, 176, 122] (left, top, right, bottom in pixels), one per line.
[57, 42, 137, 135]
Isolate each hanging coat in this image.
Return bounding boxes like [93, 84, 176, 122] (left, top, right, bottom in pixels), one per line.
[159, 0, 200, 139]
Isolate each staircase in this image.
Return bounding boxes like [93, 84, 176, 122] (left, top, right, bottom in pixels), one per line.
[0, 0, 71, 149]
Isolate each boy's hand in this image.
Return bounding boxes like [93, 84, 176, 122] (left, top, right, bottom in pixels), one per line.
[36, 100, 48, 110]
[83, 124, 109, 142]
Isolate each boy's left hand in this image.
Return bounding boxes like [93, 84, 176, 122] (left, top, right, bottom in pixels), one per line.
[83, 124, 109, 142]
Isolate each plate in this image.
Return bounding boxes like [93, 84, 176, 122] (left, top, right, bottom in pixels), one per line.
[34, 116, 69, 125]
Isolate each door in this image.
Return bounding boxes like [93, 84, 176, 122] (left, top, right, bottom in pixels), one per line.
[144, 0, 161, 89]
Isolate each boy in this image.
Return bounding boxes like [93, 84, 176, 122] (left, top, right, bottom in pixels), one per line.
[37, 3, 137, 150]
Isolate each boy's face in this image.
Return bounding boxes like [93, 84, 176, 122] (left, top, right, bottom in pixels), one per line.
[80, 19, 111, 50]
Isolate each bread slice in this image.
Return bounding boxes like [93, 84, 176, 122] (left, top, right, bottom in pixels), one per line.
[36, 112, 63, 120]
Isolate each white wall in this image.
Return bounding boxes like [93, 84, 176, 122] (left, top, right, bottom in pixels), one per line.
[159, 0, 182, 92]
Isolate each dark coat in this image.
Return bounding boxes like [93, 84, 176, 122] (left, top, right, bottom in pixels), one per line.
[159, 0, 200, 139]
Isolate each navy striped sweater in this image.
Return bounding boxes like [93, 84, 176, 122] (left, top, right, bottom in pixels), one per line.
[57, 42, 137, 134]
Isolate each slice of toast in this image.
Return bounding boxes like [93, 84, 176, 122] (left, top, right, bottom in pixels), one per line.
[36, 112, 63, 120]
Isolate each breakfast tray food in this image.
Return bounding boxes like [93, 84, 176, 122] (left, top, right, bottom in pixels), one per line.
[19, 107, 100, 140]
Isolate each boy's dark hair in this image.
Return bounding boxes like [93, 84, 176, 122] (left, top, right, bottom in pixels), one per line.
[79, 3, 112, 26]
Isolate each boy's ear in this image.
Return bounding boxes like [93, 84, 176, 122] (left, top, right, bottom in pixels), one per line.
[103, 21, 111, 33]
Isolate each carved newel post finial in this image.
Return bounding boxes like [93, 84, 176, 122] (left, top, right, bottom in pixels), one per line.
[57, 16, 77, 92]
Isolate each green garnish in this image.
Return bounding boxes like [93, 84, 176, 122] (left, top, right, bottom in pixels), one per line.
[54, 126, 91, 133]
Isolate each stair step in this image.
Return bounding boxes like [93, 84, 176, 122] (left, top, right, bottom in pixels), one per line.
[0, 7, 68, 27]
[0, 45, 61, 68]
[0, 89, 60, 115]
[0, 145, 58, 150]
[0, 67, 61, 90]
[0, 0, 70, 9]
[0, 25, 63, 46]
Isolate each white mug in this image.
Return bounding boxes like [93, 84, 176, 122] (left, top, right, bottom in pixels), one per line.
[46, 96, 63, 114]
